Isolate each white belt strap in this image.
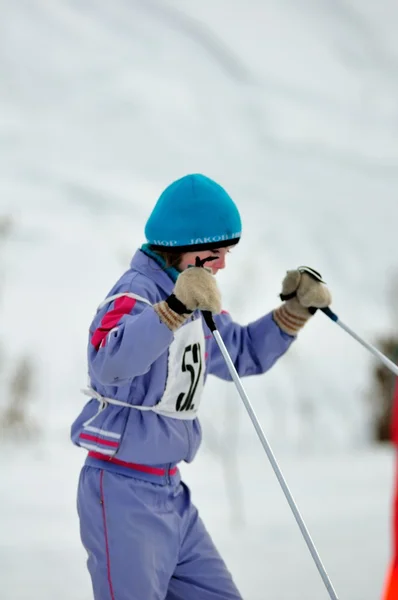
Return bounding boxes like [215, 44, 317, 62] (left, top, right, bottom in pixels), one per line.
[81, 386, 155, 426]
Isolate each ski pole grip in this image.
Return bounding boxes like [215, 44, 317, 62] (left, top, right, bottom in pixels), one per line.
[202, 310, 217, 332]
[194, 255, 218, 332]
[321, 306, 338, 322]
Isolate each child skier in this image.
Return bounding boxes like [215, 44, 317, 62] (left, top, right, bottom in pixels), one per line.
[71, 173, 332, 600]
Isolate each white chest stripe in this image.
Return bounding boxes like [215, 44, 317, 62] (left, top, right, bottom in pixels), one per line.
[97, 292, 153, 311]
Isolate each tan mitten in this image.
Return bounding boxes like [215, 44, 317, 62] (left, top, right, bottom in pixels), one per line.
[273, 268, 331, 335]
[154, 266, 222, 332]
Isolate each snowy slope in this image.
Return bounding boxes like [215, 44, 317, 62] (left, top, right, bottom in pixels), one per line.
[1, 1, 398, 598]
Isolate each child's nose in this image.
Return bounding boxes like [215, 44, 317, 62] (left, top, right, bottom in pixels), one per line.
[215, 255, 226, 270]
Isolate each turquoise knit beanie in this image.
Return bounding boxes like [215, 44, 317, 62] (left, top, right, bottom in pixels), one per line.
[145, 174, 242, 252]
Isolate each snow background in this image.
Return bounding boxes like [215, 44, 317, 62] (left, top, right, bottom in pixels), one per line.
[1, 1, 398, 598]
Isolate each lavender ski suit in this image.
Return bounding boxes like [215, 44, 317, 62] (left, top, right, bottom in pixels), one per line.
[71, 247, 294, 599]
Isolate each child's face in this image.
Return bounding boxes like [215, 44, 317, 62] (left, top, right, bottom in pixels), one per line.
[179, 246, 234, 275]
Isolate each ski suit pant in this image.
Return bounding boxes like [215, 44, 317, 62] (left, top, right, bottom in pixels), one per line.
[77, 465, 243, 600]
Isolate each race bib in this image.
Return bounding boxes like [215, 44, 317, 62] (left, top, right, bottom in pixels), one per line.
[153, 317, 205, 420]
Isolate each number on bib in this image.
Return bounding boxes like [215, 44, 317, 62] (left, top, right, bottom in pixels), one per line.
[176, 343, 202, 412]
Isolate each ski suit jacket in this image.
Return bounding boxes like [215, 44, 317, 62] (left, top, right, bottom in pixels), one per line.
[71, 247, 294, 472]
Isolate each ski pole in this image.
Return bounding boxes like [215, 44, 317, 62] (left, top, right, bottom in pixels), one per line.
[320, 306, 398, 377]
[295, 267, 398, 378]
[201, 309, 340, 600]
